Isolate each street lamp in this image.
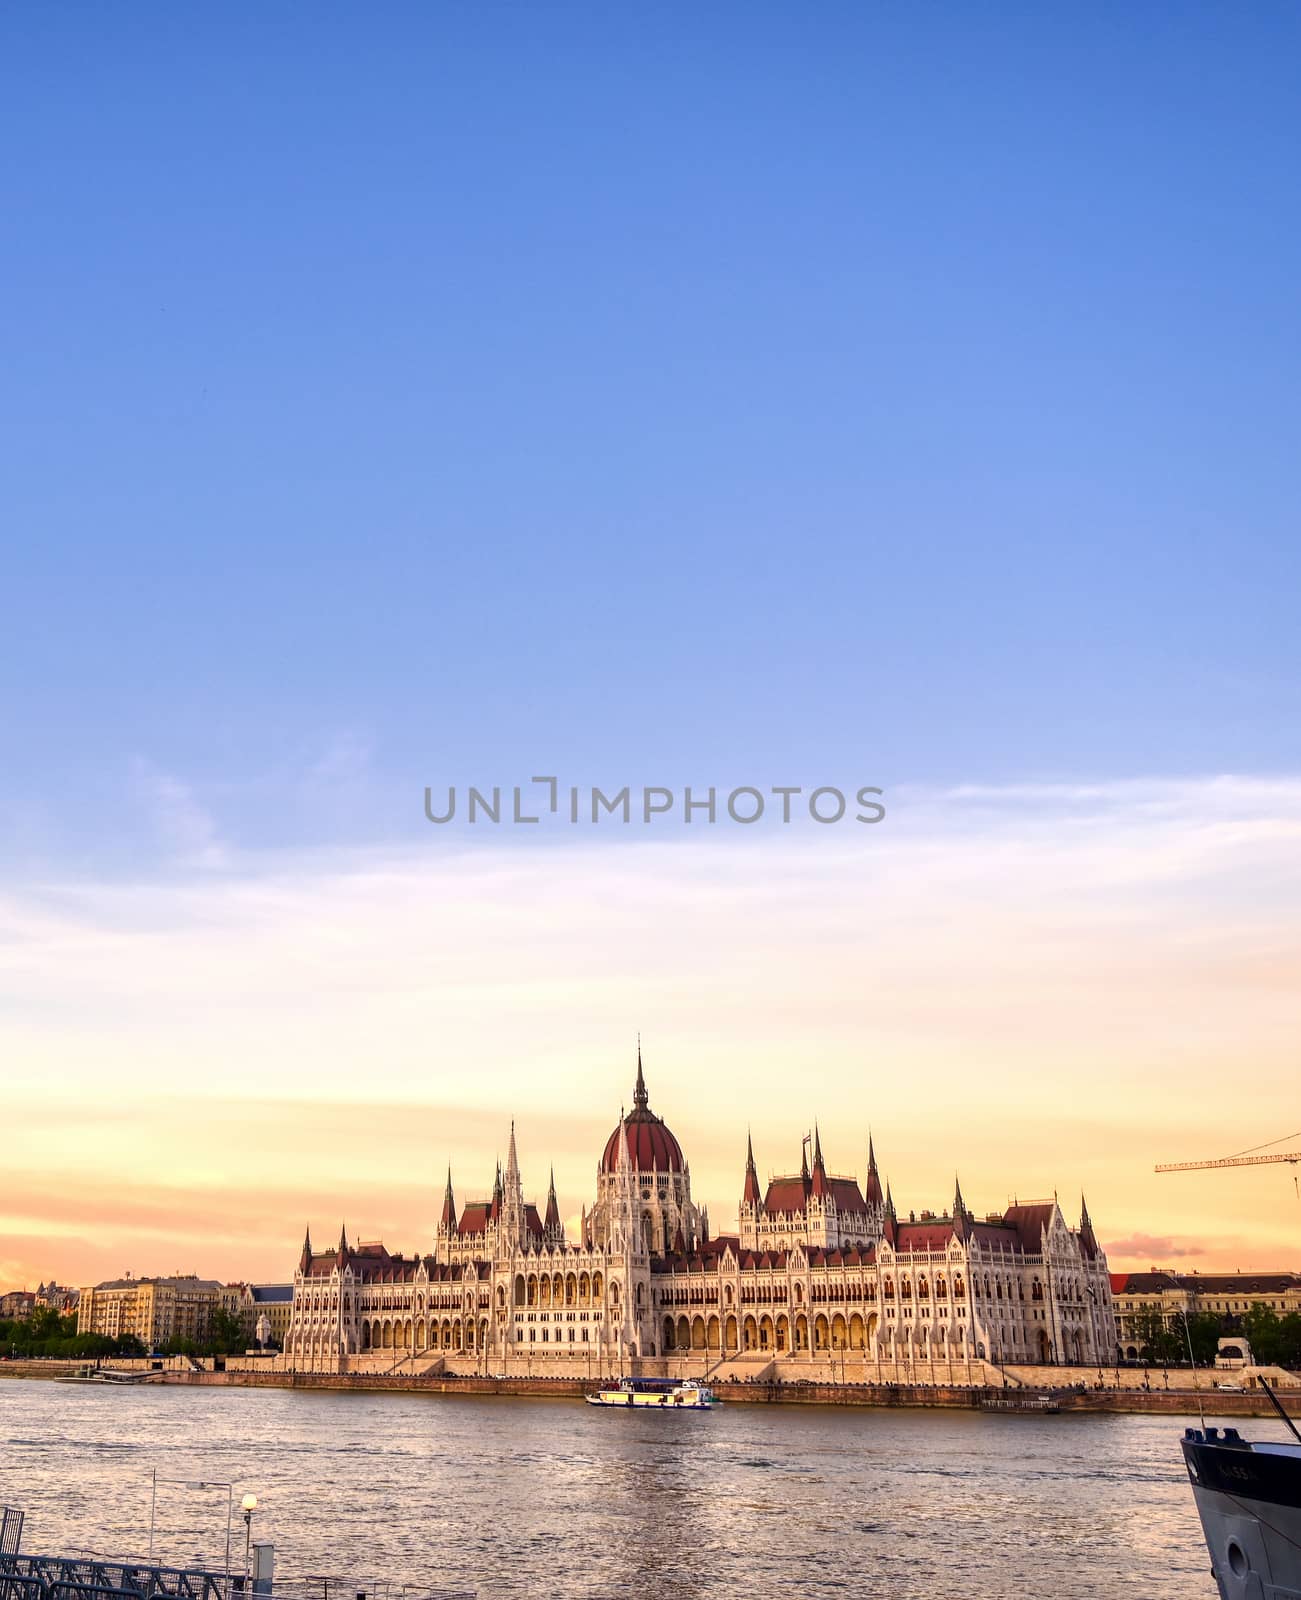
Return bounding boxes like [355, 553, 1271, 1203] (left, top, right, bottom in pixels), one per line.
[149, 1472, 235, 1574]
[241, 1495, 258, 1591]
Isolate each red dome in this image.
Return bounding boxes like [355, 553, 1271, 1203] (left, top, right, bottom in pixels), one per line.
[601, 1050, 685, 1173]
[601, 1108, 685, 1174]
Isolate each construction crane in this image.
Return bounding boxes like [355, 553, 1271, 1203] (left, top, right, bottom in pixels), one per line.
[1155, 1130, 1301, 1194]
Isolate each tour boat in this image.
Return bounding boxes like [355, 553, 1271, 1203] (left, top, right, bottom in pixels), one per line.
[1181, 1388, 1301, 1598]
[585, 1378, 715, 1409]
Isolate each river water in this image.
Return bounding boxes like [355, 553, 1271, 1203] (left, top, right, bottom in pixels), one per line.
[3, 1378, 1272, 1599]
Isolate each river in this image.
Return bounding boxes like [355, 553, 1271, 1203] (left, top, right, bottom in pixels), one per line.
[3, 1378, 1268, 1598]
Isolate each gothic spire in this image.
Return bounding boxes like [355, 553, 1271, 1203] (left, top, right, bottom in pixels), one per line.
[743, 1130, 761, 1207]
[545, 1166, 561, 1232]
[865, 1131, 884, 1206]
[439, 1166, 457, 1231]
[811, 1123, 830, 1199]
[299, 1225, 312, 1273]
[952, 1174, 968, 1238]
[505, 1120, 520, 1191]
[1079, 1191, 1098, 1258]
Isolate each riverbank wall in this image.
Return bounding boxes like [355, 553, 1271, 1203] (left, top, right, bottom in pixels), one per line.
[1, 1359, 1289, 1416]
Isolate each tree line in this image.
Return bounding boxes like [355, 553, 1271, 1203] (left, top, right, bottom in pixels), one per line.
[1, 1306, 253, 1359]
[1128, 1303, 1301, 1369]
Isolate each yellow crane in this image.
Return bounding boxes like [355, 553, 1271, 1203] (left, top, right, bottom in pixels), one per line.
[1155, 1131, 1301, 1194]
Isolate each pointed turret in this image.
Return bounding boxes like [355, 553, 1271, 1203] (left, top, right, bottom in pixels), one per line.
[672, 1224, 687, 1255]
[811, 1124, 830, 1199]
[505, 1121, 520, 1188]
[336, 1221, 349, 1266]
[439, 1167, 457, 1231]
[865, 1132, 884, 1206]
[544, 1167, 562, 1237]
[299, 1224, 312, 1275]
[743, 1131, 762, 1207]
[622, 1114, 636, 1192]
[800, 1133, 811, 1184]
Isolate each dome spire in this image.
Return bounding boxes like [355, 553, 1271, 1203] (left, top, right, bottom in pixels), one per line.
[634, 1034, 648, 1111]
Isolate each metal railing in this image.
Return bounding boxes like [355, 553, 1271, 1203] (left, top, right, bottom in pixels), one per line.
[1, 1556, 227, 1600]
[1, 1561, 472, 1600]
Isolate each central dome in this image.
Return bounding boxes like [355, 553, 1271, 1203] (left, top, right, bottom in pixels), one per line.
[600, 1052, 685, 1174]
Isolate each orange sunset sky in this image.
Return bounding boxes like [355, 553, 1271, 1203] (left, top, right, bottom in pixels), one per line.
[3, 775, 1298, 1295]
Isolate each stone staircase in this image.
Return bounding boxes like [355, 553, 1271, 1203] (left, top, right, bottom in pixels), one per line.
[708, 1353, 777, 1384]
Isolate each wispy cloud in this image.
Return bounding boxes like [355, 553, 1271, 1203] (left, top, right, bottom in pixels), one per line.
[1104, 1233, 1219, 1262]
[130, 759, 227, 869]
[3, 773, 1300, 1288]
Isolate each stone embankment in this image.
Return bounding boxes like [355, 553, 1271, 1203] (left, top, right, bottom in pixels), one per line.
[0, 1358, 1289, 1416]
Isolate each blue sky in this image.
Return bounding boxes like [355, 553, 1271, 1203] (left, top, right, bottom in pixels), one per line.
[4, 9, 1301, 1287]
[3, 5, 1298, 864]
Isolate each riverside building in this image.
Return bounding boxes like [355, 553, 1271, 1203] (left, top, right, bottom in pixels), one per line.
[1112, 1269, 1301, 1360]
[76, 1274, 237, 1349]
[284, 1052, 1115, 1379]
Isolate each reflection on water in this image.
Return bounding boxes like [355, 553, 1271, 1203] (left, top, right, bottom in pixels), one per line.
[0, 1379, 1248, 1598]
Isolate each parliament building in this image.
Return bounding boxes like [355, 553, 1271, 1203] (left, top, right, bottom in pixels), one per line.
[284, 1050, 1116, 1380]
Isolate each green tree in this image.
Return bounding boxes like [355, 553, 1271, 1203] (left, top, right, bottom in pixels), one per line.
[1133, 1309, 1180, 1365]
[205, 1308, 248, 1355]
[1174, 1312, 1223, 1366]
[1277, 1313, 1301, 1370]
[1240, 1304, 1283, 1366]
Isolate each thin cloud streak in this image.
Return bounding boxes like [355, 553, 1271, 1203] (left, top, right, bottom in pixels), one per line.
[3, 774, 1300, 1289]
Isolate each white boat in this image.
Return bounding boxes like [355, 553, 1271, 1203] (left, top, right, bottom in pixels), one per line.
[585, 1378, 715, 1410]
[1181, 1394, 1301, 1598]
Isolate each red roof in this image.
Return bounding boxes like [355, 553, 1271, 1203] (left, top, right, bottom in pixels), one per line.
[807, 1246, 876, 1267]
[762, 1176, 810, 1213]
[1003, 1203, 1055, 1252]
[458, 1202, 491, 1236]
[601, 1108, 685, 1173]
[761, 1174, 867, 1215]
[894, 1222, 955, 1253]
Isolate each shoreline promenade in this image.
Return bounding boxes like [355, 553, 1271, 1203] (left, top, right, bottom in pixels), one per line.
[1, 1359, 1285, 1417]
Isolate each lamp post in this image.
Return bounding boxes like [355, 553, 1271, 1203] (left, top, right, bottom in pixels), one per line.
[241, 1495, 258, 1590]
[149, 1471, 234, 1574]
